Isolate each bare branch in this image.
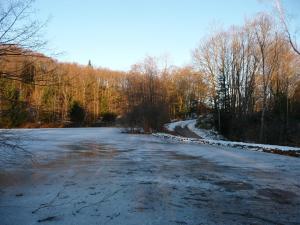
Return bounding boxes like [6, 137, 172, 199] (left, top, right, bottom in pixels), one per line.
[274, 0, 300, 55]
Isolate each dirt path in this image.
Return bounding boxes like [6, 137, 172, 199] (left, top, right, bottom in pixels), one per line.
[174, 125, 201, 138]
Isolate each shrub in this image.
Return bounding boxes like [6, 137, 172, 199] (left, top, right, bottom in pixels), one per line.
[101, 112, 117, 123]
[69, 101, 85, 124]
[124, 101, 169, 133]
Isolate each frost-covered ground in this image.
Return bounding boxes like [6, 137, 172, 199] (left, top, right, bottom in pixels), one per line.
[0, 128, 300, 225]
[165, 119, 225, 140]
[163, 119, 300, 154]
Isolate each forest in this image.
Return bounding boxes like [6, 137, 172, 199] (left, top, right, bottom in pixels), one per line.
[0, 3, 300, 147]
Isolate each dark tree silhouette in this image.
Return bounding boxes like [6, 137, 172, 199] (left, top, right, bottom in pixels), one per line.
[69, 101, 86, 124]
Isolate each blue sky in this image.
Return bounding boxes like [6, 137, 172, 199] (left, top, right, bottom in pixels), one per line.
[35, 0, 299, 71]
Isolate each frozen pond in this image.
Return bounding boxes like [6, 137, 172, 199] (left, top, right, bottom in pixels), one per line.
[0, 128, 299, 225]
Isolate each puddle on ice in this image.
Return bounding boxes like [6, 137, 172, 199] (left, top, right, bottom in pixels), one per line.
[62, 142, 119, 159]
[0, 141, 123, 187]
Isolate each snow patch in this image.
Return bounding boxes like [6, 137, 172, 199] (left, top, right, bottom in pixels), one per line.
[165, 119, 224, 140]
[164, 120, 191, 132]
[160, 119, 300, 154]
[153, 132, 300, 154]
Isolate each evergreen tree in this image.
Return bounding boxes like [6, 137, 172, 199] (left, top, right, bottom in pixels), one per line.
[88, 60, 93, 68]
[69, 101, 85, 124]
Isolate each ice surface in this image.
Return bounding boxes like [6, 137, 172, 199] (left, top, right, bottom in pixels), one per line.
[0, 128, 299, 225]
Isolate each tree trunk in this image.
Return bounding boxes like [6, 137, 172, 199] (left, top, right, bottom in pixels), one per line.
[259, 105, 265, 143]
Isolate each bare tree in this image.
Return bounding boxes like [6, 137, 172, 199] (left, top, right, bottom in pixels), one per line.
[0, 0, 46, 150]
[274, 0, 300, 55]
[192, 13, 299, 144]
[123, 56, 170, 132]
[253, 14, 276, 142]
[0, 0, 45, 51]
[0, 0, 48, 85]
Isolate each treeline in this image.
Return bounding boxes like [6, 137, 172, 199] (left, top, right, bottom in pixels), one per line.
[192, 14, 300, 145]
[0, 46, 206, 129]
[1, 13, 300, 146]
[0, 48, 125, 127]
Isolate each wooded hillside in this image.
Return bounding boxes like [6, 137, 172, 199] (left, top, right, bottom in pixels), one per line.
[1, 12, 299, 146]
